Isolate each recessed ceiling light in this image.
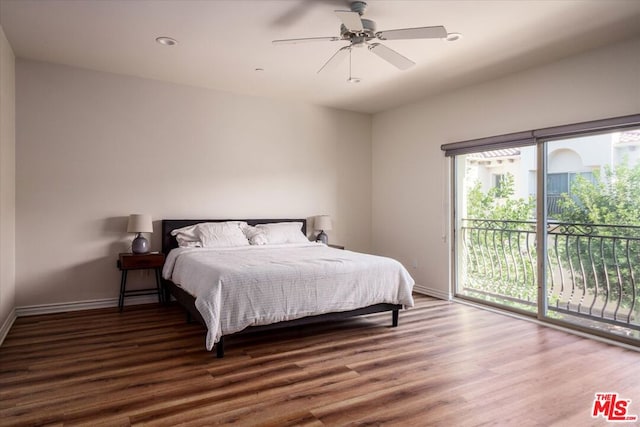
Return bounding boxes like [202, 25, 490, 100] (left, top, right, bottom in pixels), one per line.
[155, 36, 178, 46]
[445, 33, 462, 42]
[255, 68, 264, 72]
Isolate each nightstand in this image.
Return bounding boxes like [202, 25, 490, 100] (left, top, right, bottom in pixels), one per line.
[328, 244, 345, 250]
[117, 252, 165, 311]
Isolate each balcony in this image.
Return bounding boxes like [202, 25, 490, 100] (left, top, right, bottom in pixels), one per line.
[459, 218, 640, 339]
[546, 194, 563, 217]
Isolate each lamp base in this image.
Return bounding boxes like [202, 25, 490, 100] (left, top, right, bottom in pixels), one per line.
[132, 233, 150, 254]
[316, 230, 328, 245]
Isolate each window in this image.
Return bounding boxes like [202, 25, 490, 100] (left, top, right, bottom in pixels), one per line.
[548, 172, 595, 195]
[442, 114, 640, 347]
[547, 172, 594, 217]
[547, 173, 568, 194]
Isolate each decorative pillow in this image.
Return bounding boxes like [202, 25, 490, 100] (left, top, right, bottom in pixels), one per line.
[243, 225, 268, 245]
[255, 222, 308, 244]
[195, 222, 249, 248]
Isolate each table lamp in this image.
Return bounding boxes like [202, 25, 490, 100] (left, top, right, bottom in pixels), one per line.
[127, 214, 153, 254]
[314, 215, 332, 244]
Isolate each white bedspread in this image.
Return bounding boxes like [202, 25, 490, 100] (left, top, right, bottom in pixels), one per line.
[162, 243, 415, 350]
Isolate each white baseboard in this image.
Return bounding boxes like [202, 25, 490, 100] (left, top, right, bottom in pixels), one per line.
[0, 308, 17, 346]
[15, 295, 160, 317]
[413, 283, 451, 301]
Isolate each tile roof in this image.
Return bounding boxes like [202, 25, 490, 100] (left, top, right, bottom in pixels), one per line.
[619, 130, 640, 143]
[467, 148, 521, 159]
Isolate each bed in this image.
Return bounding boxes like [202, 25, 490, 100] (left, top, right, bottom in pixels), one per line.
[161, 218, 415, 357]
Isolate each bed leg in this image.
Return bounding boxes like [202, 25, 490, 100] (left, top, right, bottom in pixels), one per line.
[392, 309, 399, 327]
[216, 337, 225, 358]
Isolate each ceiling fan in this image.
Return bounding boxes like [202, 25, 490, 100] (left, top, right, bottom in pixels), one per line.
[272, 1, 460, 80]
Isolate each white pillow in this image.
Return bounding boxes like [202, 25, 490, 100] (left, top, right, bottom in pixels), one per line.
[255, 222, 308, 244]
[243, 225, 268, 245]
[195, 222, 249, 248]
[170, 224, 200, 247]
[171, 221, 248, 247]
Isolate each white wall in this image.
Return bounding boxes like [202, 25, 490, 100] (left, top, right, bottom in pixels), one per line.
[372, 37, 640, 299]
[12, 36, 640, 309]
[0, 25, 16, 334]
[16, 60, 371, 307]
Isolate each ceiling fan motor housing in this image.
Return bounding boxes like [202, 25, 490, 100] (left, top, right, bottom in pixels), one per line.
[340, 18, 377, 42]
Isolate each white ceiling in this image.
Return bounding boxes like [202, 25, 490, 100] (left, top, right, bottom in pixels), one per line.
[2, 0, 640, 114]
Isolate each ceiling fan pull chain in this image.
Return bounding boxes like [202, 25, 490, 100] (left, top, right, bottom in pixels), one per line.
[347, 47, 361, 83]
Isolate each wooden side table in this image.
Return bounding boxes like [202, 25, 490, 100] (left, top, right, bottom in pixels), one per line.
[117, 252, 165, 311]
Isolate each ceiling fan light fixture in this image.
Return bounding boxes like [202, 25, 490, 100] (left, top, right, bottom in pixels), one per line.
[155, 36, 178, 46]
[445, 32, 462, 42]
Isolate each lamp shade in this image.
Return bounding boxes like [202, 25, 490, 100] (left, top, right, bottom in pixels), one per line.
[127, 214, 153, 233]
[314, 215, 332, 231]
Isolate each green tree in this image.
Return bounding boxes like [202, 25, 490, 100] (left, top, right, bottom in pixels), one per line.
[467, 173, 535, 221]
[464, 173, 537, 304]
[557, 158, 640, 226]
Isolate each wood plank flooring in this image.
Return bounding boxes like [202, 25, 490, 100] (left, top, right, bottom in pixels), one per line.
[1, 294, 639, 426]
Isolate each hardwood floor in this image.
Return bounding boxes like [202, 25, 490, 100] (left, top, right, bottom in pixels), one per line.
[1, 294, 639, 426]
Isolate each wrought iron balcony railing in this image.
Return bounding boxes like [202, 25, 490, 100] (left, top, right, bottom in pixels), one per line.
[460, 219, 640, 332]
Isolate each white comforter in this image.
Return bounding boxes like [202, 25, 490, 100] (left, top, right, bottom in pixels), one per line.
[162, 243, 415, 350]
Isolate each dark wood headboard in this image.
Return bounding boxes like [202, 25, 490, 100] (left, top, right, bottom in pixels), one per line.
[161, 218, 307, 255]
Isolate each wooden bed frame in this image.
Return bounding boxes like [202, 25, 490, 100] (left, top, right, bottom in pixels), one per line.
[161, 218, 403, 358]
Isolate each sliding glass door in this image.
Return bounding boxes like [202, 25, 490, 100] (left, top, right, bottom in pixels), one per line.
[543, 130, 640, 340]
[454, 145, 538, 314]
[451, 123, 640, 344]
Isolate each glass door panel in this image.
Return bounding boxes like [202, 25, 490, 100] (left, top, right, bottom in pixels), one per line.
[544, 129, 640, 340]
[454, 146, 538, 313]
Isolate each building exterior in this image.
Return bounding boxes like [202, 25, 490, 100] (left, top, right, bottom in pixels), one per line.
[465, 130, 640, 216]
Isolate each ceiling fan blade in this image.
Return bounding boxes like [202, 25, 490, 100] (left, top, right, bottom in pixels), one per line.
[317, 46, 350, 74]
[376, 26, 448, 41]
[272, 36, 341, 45]
[368, 43, 415, 70]
[334, 10, 363, 32]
